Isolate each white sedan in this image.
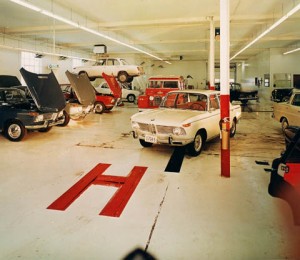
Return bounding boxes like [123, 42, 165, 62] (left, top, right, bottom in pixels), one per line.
[131, 90, 242, 156]
[72, 57, 144, 83]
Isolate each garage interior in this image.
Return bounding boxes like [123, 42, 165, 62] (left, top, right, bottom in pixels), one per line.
[1, 0, 300, 259]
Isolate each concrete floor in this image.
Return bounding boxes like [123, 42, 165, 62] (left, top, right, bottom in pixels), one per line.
[1, 89, 300, 259]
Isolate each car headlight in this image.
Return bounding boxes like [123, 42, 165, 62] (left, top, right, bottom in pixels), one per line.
[149, 96, 154, 101]
[131, 121, 139, 129]
[34, 114, 44, 122]
[173, 127, 186, 135]
[111, 98, 116, 104]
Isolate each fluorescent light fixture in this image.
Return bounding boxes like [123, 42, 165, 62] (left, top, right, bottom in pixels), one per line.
[0, 43, 96, 61]
[9, 0, 171, 64]
[283, 47, 300, 55]
[231, 3, 300, 60]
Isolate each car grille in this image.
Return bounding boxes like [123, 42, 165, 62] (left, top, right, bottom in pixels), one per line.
[138, 123, 173, 135]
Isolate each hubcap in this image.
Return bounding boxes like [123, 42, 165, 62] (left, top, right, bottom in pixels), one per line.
[194, 134, 202, 152]
[8, 124, 21, 139]
[95, 104, 103, 112]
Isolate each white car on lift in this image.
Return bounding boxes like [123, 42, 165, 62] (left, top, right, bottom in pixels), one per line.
[72, 57, 144, 83]
[95, 81, 141, 103]
[131, 89, 242, 156]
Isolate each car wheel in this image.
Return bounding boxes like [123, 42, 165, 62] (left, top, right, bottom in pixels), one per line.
[118, 71, 129, 83]
[4, 120, 26, 142]
[186, 130, 205, 156]
[281, 118, 289, 133]
[94, 101, 105, 114]
[230, 118, 237, 137]
[127, 94, 135, 103]
[139, 139, 153, 147]
[58, 110, 70, 127]
[38, 127, 52, 132]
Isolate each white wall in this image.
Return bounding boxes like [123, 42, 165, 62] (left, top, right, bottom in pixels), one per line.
[0, 48, 21, 79]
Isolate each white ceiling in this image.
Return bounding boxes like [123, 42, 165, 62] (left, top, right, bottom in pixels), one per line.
[1, 0, 300, 63]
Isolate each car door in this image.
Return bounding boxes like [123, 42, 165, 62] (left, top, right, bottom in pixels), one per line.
[207, 94, 221, 138]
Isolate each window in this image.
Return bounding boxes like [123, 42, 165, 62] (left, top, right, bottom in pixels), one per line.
[21, 52, 42, 84]
[72, 58, 83, 68]
[291, 94, 300, 107]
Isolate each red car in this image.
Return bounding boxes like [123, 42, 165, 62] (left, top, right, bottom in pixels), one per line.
[63, 72, 121, 117]
[268, 126, 300, 225]
[137, 75, 186, 111]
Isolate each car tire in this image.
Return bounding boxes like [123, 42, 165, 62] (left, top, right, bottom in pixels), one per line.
[139, 139, 153, 147]
[118, 71, 129, 83]
[127, 94, 135, 103]
[4, 120, 27, 142]
[58, 110, 70, 127]
[230, 118, 237, 137]
[94, 101, 105, 114]
[186, 130, 205, 156]
[281, 118, 289, 133]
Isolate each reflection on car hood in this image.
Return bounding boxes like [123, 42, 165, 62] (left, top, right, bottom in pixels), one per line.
[65, 70, 96, 105]
[131, 108, 205, 125]
[102, 73, 122, 98]
[20, 68, 66, 112]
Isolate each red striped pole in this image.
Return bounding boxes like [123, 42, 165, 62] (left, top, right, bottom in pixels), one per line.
[220, 0, 230, 177]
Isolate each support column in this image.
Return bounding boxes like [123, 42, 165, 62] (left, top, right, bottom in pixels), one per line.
[220, 0, 230, 177]
[209, 17, 215, 90]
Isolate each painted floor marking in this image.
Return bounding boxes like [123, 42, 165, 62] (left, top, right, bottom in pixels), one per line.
[47, 163, 147, 217]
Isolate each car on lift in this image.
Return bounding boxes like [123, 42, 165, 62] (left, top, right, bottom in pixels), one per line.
[131, 89, 242, 156]
[0, 70, 68, 142]
[273, 89, 300, 132]
[72, 57, 144, 83]
[215, 82, 259, 104]
[268, 126, 300, 225]
[95, 81, 141, 103]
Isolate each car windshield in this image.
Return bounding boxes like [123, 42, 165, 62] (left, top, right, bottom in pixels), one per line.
[160, 92, 209, 111]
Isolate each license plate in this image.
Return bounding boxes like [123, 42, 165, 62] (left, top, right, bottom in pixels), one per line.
[145, 135, 157, 143]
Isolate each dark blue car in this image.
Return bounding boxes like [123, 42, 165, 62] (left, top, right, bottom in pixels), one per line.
[0, 69, 69, 141]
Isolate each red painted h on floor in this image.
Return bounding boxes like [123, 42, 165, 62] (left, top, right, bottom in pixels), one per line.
[47, 163, 147, 217]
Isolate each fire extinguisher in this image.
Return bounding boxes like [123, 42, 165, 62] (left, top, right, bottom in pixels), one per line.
[219, 117, 230, 150]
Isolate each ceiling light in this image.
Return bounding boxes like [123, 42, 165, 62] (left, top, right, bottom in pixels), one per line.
[283, 47, 300, 55]
[9, 0, 171, 64]
[230, 3, 300, 60]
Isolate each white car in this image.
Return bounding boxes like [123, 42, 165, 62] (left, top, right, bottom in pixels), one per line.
[72, 57, 144, 83]
[131, 90, 242, 156]
[95, 81, 141, 103]
[273, 89, 300, 132]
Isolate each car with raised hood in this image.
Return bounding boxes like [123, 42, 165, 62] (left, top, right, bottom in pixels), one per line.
[273, 88, 300, 132]
[131, 89, 242, 156]
[64, 71, 120, 115]
[268, 126, 300, 225]
[0, 69, 68, 142]
[72, 57, 144, 83]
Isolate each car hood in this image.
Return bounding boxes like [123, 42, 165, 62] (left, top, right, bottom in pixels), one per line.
[65, 70, 96, 105]
[131, 108, 205, 125]
[102, 73, 122, 99]
[20, 68, 66, 112]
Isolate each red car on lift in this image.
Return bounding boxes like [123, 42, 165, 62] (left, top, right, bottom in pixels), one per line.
[137, 75, 186, 111]
[268, 126, 300, 225]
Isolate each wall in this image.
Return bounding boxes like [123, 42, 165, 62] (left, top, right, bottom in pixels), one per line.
[0, 48, 21, 78]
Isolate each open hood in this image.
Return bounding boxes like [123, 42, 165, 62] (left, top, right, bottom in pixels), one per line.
[20, 68, 66, 112]
[102, 73, 122, 99]
[65, 70, 96, 106]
